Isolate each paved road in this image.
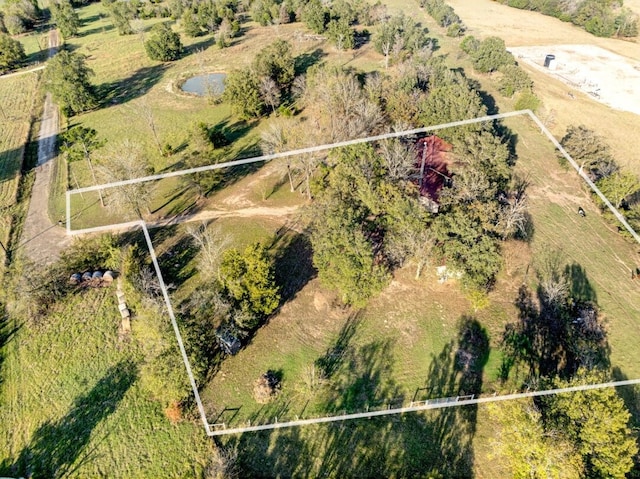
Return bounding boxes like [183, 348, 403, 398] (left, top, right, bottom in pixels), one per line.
[21, 30, 70, 264]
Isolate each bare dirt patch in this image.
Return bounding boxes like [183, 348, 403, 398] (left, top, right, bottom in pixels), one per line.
[509, 44, 640, 115]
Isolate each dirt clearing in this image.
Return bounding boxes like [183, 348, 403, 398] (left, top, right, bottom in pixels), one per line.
[509, 44, 640, 115]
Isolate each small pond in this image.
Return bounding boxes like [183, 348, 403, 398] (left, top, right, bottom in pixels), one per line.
[181, 73, 227, 96]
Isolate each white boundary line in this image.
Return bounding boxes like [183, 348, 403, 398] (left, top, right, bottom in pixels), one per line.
[139, 221, 212, 435]
[209, 378, 640, 436]
[65, 109, 640, 436]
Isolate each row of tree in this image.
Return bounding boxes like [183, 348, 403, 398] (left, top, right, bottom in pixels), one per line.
[461, 35, 540, 109]
[497, 0, 638, 37]
[419, 0, 465, 36]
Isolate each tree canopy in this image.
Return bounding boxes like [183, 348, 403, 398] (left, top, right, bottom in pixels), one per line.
[543, 369, 638, 478]
[222, 68, 264, 119]
[144, 22, 182, 62]
[44, 50, 97, 116]
[253, 39, 295, 91]
[0, 33, 25, 73]
[220, 242, 280, 320]
[50, 0, 80, 38]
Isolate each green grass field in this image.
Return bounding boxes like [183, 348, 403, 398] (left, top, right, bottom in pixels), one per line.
[0, 72, 39, 264]
[0, 288, 215, 478]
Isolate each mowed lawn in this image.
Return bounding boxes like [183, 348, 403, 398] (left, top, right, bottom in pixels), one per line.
[0, 288, 214, 478]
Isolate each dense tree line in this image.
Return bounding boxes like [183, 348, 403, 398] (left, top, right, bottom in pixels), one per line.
[293, 57, 527, 304]
[497, 0, 638, 37]
[461, 35, 540, 108]
[418, 0, 465, 36]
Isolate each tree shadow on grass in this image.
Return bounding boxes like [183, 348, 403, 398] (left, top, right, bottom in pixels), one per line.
[294, 48, 326, 76]
[564, 262, 597, 303]
[225, 316, 488, 477]
[184, 36, 216, 56]
[271, 230, 317, 304]
[2, 361, 137, 478]
[97, 64, 168, 107]
[154, 229, 199, 288]
[79, 24, 114, 38]
[0, 306, 20, 388]
[501, 262, 608, 383]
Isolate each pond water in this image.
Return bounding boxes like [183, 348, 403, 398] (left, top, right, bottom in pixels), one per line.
[180, 73, 226, 96]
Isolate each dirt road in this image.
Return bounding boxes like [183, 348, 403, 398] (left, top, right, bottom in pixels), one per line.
[20, 30, 71, 264]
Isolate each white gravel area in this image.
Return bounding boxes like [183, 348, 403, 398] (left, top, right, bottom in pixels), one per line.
[508, 44, 640, 116]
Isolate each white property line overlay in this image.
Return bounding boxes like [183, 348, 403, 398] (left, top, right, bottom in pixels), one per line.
[64, 109, 640, 437]
[209, 378, 640, 436]
[140, 221, 212, 435]
[65, 109, 640, 244]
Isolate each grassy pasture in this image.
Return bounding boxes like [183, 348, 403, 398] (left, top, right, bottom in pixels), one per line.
[505, 115, 640, 377]
[0, 72, 39, 264]
[0, 288, 214, 478]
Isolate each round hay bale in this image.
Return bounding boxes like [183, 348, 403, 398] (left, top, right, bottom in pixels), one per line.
[92, 271, 103, 279]
[103, 270, 115, 282]
[253, 371, 281, 404]
[81, 271, 92, 281]
[69, 273, 82, 284]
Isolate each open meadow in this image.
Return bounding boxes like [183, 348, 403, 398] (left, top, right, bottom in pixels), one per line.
[0, 287, 215, 477]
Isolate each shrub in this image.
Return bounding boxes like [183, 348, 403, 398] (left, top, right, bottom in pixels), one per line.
[145, 22, 183, 61]
[514, 89, 541, 112]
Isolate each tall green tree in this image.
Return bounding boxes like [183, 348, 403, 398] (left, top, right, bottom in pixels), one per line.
[44, 50, 97, 116]
[302, 0, 327, 33]
[60, 126, 105, 206]
[50, 0, 80, 38]
[106, 0, 134, 35]
[0, 32, 25, 73]
[253, 39, 295, 90]
[544, 369, 638, 479]
[222, 68, 264, 119]
[488, 399, 583, 479]
[470, 36, 515, 73]
[144, 22, 182, 62]
[311, 198, 389, 308]
[220, 242, 280, 320]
